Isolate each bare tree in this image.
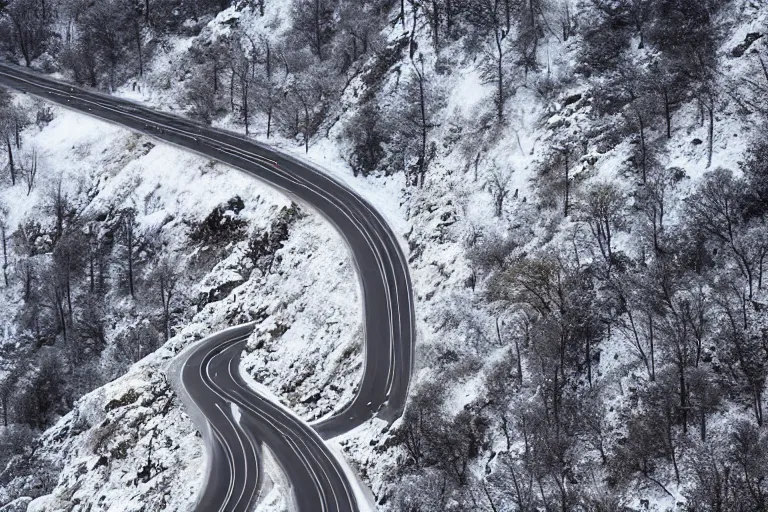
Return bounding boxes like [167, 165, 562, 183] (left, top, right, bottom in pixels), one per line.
[639, 165, 677, 254]
[60, 32, 99, 87]
[335, 1, 382, 72]
[76, 297, 108, 360]
[39, 264, 70, 344]
[153, 257, 179, 341]
[486, 167, 513, 217]
[687, 366, 722, 442]
[612, 371, 682, 492]
[648, 59, 683, 139]
[581, 182, 625, 275]
[403, 55, 439, 187]
[130, 3, 144, 78]
[687, 168, 766, 299]
[252, 37, 284, 139]
[51, 227, 87, 333]
[613, 273, 658, 381]
[1, 115, 16, 186]
[80, 0, 128, 91]
[0, 367, 19, 427]
[467, 0, 512, 121]
[0, 208, 8, 287]
[698, 84, 719, 169]
[20, 148, 38, 195]
[293, 86, 315, 154]
[657, 302, 698, 434]
[3, 0, 53, 67]
[729, 422, 768, 506]
[552, 0, 576, 41]
[578, 389, 612, 464]
[393, 381, 447, 468]
[118, 207, 140, 298]
[228, 33, 256, 135]
[291, 0, 336, 61]
[275, 64, 335, 153]
[343, 102, 389, 177]
[45, 178, 73, 246]
[17, 256, 35, 302]
[549, 145, 573, 217]
[184, 69, 217, 124]
[717, 286, 767, 426]
[487, 453, 538, 511]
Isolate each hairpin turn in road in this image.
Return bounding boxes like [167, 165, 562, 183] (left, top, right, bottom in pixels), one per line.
[0, 63, 415, 512]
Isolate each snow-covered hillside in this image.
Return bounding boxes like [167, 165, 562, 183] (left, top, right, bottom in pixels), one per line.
[3, 0, 768, 510]
[0, 101, 362, 509]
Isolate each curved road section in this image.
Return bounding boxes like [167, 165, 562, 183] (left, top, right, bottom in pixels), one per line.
[0, 64, 415, 512]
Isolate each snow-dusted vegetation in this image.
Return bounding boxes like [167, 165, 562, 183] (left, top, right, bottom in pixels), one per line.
[0, 100, 362, 509]
[2, 0, 768, 510]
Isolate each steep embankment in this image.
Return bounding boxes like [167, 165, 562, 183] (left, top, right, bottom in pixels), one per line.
[0, 101, 362, 510]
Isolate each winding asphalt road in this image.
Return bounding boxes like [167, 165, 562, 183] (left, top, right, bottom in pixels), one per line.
[0, 63, 415, 512]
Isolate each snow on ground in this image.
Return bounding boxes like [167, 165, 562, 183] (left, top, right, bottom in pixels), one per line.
[101, 6, 549, 504]
[4, 1, 765, 509]
[0, 95, 362, 509]
[238, 355, 376, 511]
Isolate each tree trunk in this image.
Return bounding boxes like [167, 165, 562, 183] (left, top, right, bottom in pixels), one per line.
[230, 69, 235, 112]
[431, 0, 440, 50]
[301, 95, 310, 153]
[501, 414, 511, 451]
[553, 366, 560, 437]
[604, 214, 613, 273]
[667, 405, 681, 485]
[679, 362, 688, 434]
[563, 151, 569, 217]
[6, 135, 15, 186]
[496, 29, 504, 122]
[160, 280, 171, 341]
[13, 22, 32, 67]
[265, 42, 272, 79]
[65, 270, 73, 326]
[56, 286, 68, 343]
[586, 334, 592, 388]
[23, 261, 31, 301]
[419, 73, 427, 187]
[128, 252, 134, 297]
[1, 224, 7, 287]
[314, 0, 322, 60]
[134, 18, 143, 77]
[755, 386, 763, 426]
[648, 313, 655, 381]
[638, 109, 647, 183]
[707, 103, 714, 168]
[127, 227, 135, 298]
[89, 249, 95, 292]
[243, 79, 249, 135]
[528, 0, 537, 34]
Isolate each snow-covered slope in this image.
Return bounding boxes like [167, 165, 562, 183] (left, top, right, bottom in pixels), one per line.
[3, 0, 768, 510]
[0, 101, 362, 509]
